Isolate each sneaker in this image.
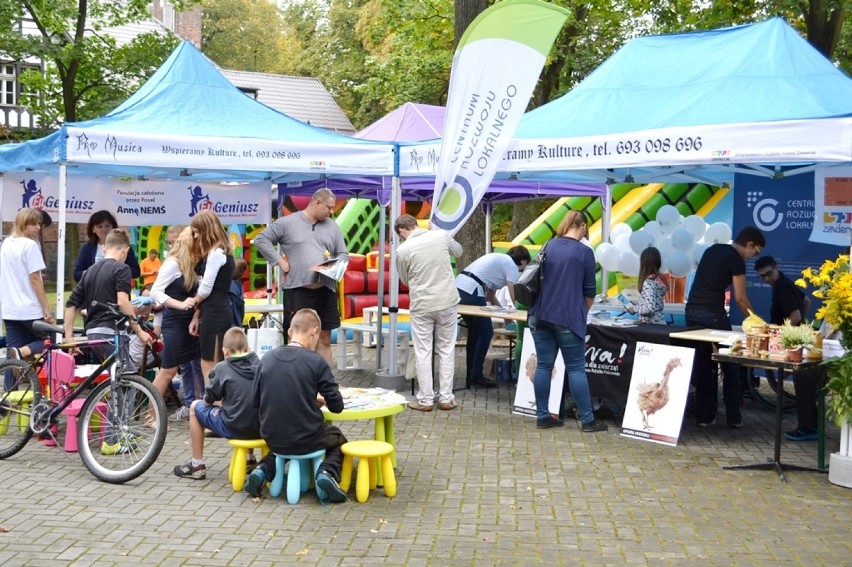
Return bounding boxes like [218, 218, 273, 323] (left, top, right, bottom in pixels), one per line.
[169, 406, 190, 422]
[697, 419, 716, 427]
[244, 468, 266, 497]
[727, 421, 744, 429]
[784, 427, 818, 441]
[407, 401, 433, 412]
[472, 377, 497, 388]
[438, 401, 457, 411]
[100, 441, 129, 455]
[536, 416, 564, 429]
[581, 419, 608, 433]
[173, 461, 207, 480]
[315, 471, 348, 503]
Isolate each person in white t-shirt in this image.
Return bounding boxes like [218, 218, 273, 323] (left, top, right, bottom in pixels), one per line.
[0, 208, 52, 360]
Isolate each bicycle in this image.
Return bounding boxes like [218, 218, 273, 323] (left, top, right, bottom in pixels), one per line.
[0, 301, 167, 483]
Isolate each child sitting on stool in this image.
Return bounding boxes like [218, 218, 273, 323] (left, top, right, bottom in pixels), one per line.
[245, 308, 348, 503]
[174, 327, 261, 480]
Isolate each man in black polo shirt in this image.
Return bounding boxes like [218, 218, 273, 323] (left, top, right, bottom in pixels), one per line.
[685, 225, 765, 429]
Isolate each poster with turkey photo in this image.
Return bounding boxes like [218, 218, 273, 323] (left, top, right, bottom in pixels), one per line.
[621, 341, 694, 446]
[512, 328, 565, 417]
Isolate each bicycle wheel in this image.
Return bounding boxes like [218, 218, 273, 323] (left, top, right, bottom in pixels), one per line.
[77, 374, 167, 484]
[0, 360, 40, 459]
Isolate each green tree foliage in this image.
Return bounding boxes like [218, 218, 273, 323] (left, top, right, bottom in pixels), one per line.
[0, 0, 197, 127]
[201, 0, 301, 73]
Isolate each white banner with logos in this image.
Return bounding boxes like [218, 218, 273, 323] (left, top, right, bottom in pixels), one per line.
[65, 127, 395, 176]
[2, 172, 270, 225]
[429, 0, 568, 235]
[401, 117, 852, 176]
[809, 166, 852, 246]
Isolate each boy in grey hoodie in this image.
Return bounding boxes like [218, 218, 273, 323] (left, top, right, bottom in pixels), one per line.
[174, 327, 260, 480]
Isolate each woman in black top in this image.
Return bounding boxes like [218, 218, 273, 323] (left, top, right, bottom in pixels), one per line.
[189, 211, 235, 381]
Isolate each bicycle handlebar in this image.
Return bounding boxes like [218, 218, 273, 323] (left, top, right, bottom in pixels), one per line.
[90, 301, 134, 325]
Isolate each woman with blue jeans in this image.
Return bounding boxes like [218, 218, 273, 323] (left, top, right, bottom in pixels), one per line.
[528, 211, 607, 432]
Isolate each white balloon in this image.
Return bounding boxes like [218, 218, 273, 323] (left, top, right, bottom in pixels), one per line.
[613, 232, 632, 253]
[595, 243, 620, 272]
[691, 244, 708, 267]
[667, 251, 693, 277]
[682, 215, 707, 240]
[656, 205, 680, 233]
[609, 222, 632, 242]
[656, 238, 675, 258]
[617, 250, 640, 277]
[670, 227, 694, 251]
[642, 220, 664, 244]
[629, 230, 654, 255]
[704, 222, 732, 244]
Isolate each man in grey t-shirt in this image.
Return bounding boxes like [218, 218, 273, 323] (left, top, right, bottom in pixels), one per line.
[254, 188, 349, 364]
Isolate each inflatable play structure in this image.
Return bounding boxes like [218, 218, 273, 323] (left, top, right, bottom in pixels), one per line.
[133, 182, 727, 311]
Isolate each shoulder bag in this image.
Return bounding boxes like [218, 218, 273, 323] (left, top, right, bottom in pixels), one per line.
[514, 241, 549, 308]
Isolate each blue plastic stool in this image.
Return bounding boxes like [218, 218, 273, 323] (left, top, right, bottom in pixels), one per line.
[269, 449, 326, 504]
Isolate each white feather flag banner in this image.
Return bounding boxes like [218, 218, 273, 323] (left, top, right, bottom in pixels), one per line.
[430, 0, 569, 235]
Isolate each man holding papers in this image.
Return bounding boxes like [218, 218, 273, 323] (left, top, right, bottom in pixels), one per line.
[255, 188, 349, 364]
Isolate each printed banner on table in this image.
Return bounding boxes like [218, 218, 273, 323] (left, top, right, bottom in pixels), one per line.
[810, 166, 852, 246]
[430, 0, 568, 235]
[1, 172, 270, 225]
[621, 342, 694, 447]
[513, 328, 565, 417]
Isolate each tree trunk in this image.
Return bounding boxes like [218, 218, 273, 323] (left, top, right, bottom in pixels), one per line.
[451, 0, 490, 270]
[508, 200, 547, 242]
[805, 0, 844, 59]
[454, 0, 488, 46]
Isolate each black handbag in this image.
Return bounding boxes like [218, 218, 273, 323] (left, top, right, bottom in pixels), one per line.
[515, 241, 548, 307]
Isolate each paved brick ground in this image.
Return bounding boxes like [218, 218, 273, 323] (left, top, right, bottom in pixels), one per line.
[0, 345, 850, 566]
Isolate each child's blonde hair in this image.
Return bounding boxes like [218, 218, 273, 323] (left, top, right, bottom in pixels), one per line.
[290, 309, 320, 334]
[223, 327, 249, 353]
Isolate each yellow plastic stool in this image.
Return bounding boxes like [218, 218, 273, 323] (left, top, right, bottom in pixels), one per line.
[227, 439, 269, 492]
[0, 390, 35, 434]
[340, 440, 396, 503]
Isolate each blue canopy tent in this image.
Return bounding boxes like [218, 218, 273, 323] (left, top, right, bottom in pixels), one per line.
[399, 18, 852, 186]
[0, 41, 396, 317]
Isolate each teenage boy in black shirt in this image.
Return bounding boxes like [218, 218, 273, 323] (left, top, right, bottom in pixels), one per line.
[245, 308, 348, 503]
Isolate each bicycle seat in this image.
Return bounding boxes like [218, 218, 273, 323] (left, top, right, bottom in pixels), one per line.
[32, 320, 64, 336]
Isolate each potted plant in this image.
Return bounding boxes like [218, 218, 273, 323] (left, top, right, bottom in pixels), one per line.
[797, 254, 852, 487]
[778, 319, 817, 362]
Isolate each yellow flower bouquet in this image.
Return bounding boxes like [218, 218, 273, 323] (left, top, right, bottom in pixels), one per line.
[797, 254, 852, 426]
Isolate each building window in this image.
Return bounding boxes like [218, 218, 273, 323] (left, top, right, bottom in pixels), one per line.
[0, 64, 17, 106]
[163, 1, 175, 30]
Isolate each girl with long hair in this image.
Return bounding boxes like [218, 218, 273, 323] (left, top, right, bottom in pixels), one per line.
[150, 226, 201, 414]
[189, 211, 235, 381]
[0, 208, 52, 359]
[636, 247, 668, 325]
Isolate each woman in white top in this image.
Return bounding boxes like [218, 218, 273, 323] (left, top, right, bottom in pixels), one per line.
[149, 226, 199, 408]
[0, 208, 52, 359]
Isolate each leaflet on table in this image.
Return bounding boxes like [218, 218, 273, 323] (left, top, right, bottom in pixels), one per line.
[310, 255, 349, 282]
[327, 389, 407, 411]
[480, 306, 517, 314]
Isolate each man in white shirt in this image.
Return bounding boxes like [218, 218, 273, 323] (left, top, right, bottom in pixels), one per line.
[395, 215, 463, 411]
[455, 247, 530, 387]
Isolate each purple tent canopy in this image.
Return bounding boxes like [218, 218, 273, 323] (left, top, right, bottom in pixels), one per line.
[281, 102, 606, 203]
